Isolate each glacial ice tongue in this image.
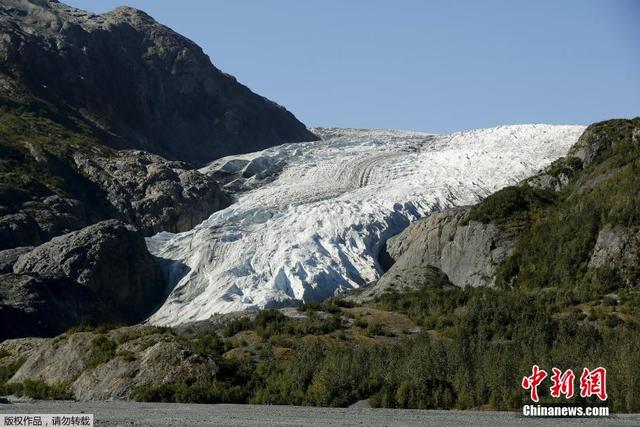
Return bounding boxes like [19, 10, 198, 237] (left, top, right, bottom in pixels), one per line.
[147, 125, 585, 326]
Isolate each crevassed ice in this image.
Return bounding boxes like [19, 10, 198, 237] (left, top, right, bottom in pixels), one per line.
[147, 125, 585, 326]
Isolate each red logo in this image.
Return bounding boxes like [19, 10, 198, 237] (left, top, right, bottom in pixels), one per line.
[522, 366, 607, 402]
[580, 367, 607, 401]
[550, 368, 575, 399]
[522, 365, 548, 402]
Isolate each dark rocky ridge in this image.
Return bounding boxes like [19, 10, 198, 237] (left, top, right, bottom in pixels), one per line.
[0, 0, 318, 164]
[0, 144, 232, 250]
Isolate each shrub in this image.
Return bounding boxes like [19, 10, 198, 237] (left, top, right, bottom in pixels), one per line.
[465, 185, 556, 225]
[222, 317, 253, 337]
[66, 318, 119, 334]
[0, 359, 24, 385]
[131, 380, 248, 404]
[1, 380, 72, 400]
[185, 331, 225, 356]
[85, 335, 117, 369]
[366, 323, 385, 336]
[118, 350, 137, 362]
[354, 319, 368, 329]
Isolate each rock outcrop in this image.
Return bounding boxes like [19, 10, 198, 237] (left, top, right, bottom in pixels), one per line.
[360, 207, 519, 300]
[1, 326, 218, 400]
[588, 225, 640, 287]
[0, 149, 231, 250]
[0, 0, 317, 251]
[0, 0, 317, 338]
[0, 0, 318, 164]
[0, 220, 165, 339]
[71, 150, 232, 235]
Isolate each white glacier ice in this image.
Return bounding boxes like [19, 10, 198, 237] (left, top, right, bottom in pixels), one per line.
[147, 125, 585, 326]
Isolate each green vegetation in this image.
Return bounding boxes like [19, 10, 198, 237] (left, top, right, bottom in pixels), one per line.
[0, 380, 73, 400]
[495, 118, 640, 289]
[183, 330, 226, 356]
[118, 350, 137, 362]
[0, 96, 107, 208]
[0, 359, 70, 400]
[541, 156, 582, 180]
[222, 309, 344, 340]
[354, 318, 368, 329]
[131, 378, 247, 404]
[0, 359, 23, 385]
[119, 275, 640, 411]
[126, 119, 640, 412]
[464, 185, 556, 226]
[66, 319, 121, 335]
[85, 335, 117, 369]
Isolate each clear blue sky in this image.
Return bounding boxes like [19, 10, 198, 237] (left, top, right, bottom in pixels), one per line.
[65, 0, 639, 133]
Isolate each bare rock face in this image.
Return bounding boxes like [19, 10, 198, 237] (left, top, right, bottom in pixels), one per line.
[568, 119, 639, 167]
[0, 220, 165, 339]
[71, 150, 232, 235]
[0, 197, 90, 251]
[385, 207, 518, 285]
[358, 207, 521, 301]
[0, 149, 231, 250]
[0, 0, 318, 164]
[589, 225, 640, 286]
[0, 246, 31, 274]
[0, 0, 316, 251]
[526, 173, 570, 193]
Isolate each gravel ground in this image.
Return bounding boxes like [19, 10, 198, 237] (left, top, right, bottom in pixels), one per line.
[2, 401, 640, 426]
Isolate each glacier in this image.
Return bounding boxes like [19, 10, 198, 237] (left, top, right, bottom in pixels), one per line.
[147, 125, 585, 326]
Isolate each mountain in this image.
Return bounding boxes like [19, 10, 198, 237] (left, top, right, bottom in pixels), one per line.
[0, 0, 317, 338]
[147, 125, 584, 325]
[0, 0, 317, 250]
[0, 0, 317, 164]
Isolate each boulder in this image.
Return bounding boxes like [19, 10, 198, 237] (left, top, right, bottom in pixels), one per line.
[0, 220, 166, 339]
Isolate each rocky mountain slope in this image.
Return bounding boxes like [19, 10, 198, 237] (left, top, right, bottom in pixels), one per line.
[0, 0, 316, 251]
[0, 125, 232, 250]
[0, 0, 317, 163]
[367, 118, 640, 298]
[0, 0, 317, 338]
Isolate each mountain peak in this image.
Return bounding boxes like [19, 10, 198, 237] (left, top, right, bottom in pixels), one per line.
[0, 0, 318, 164]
